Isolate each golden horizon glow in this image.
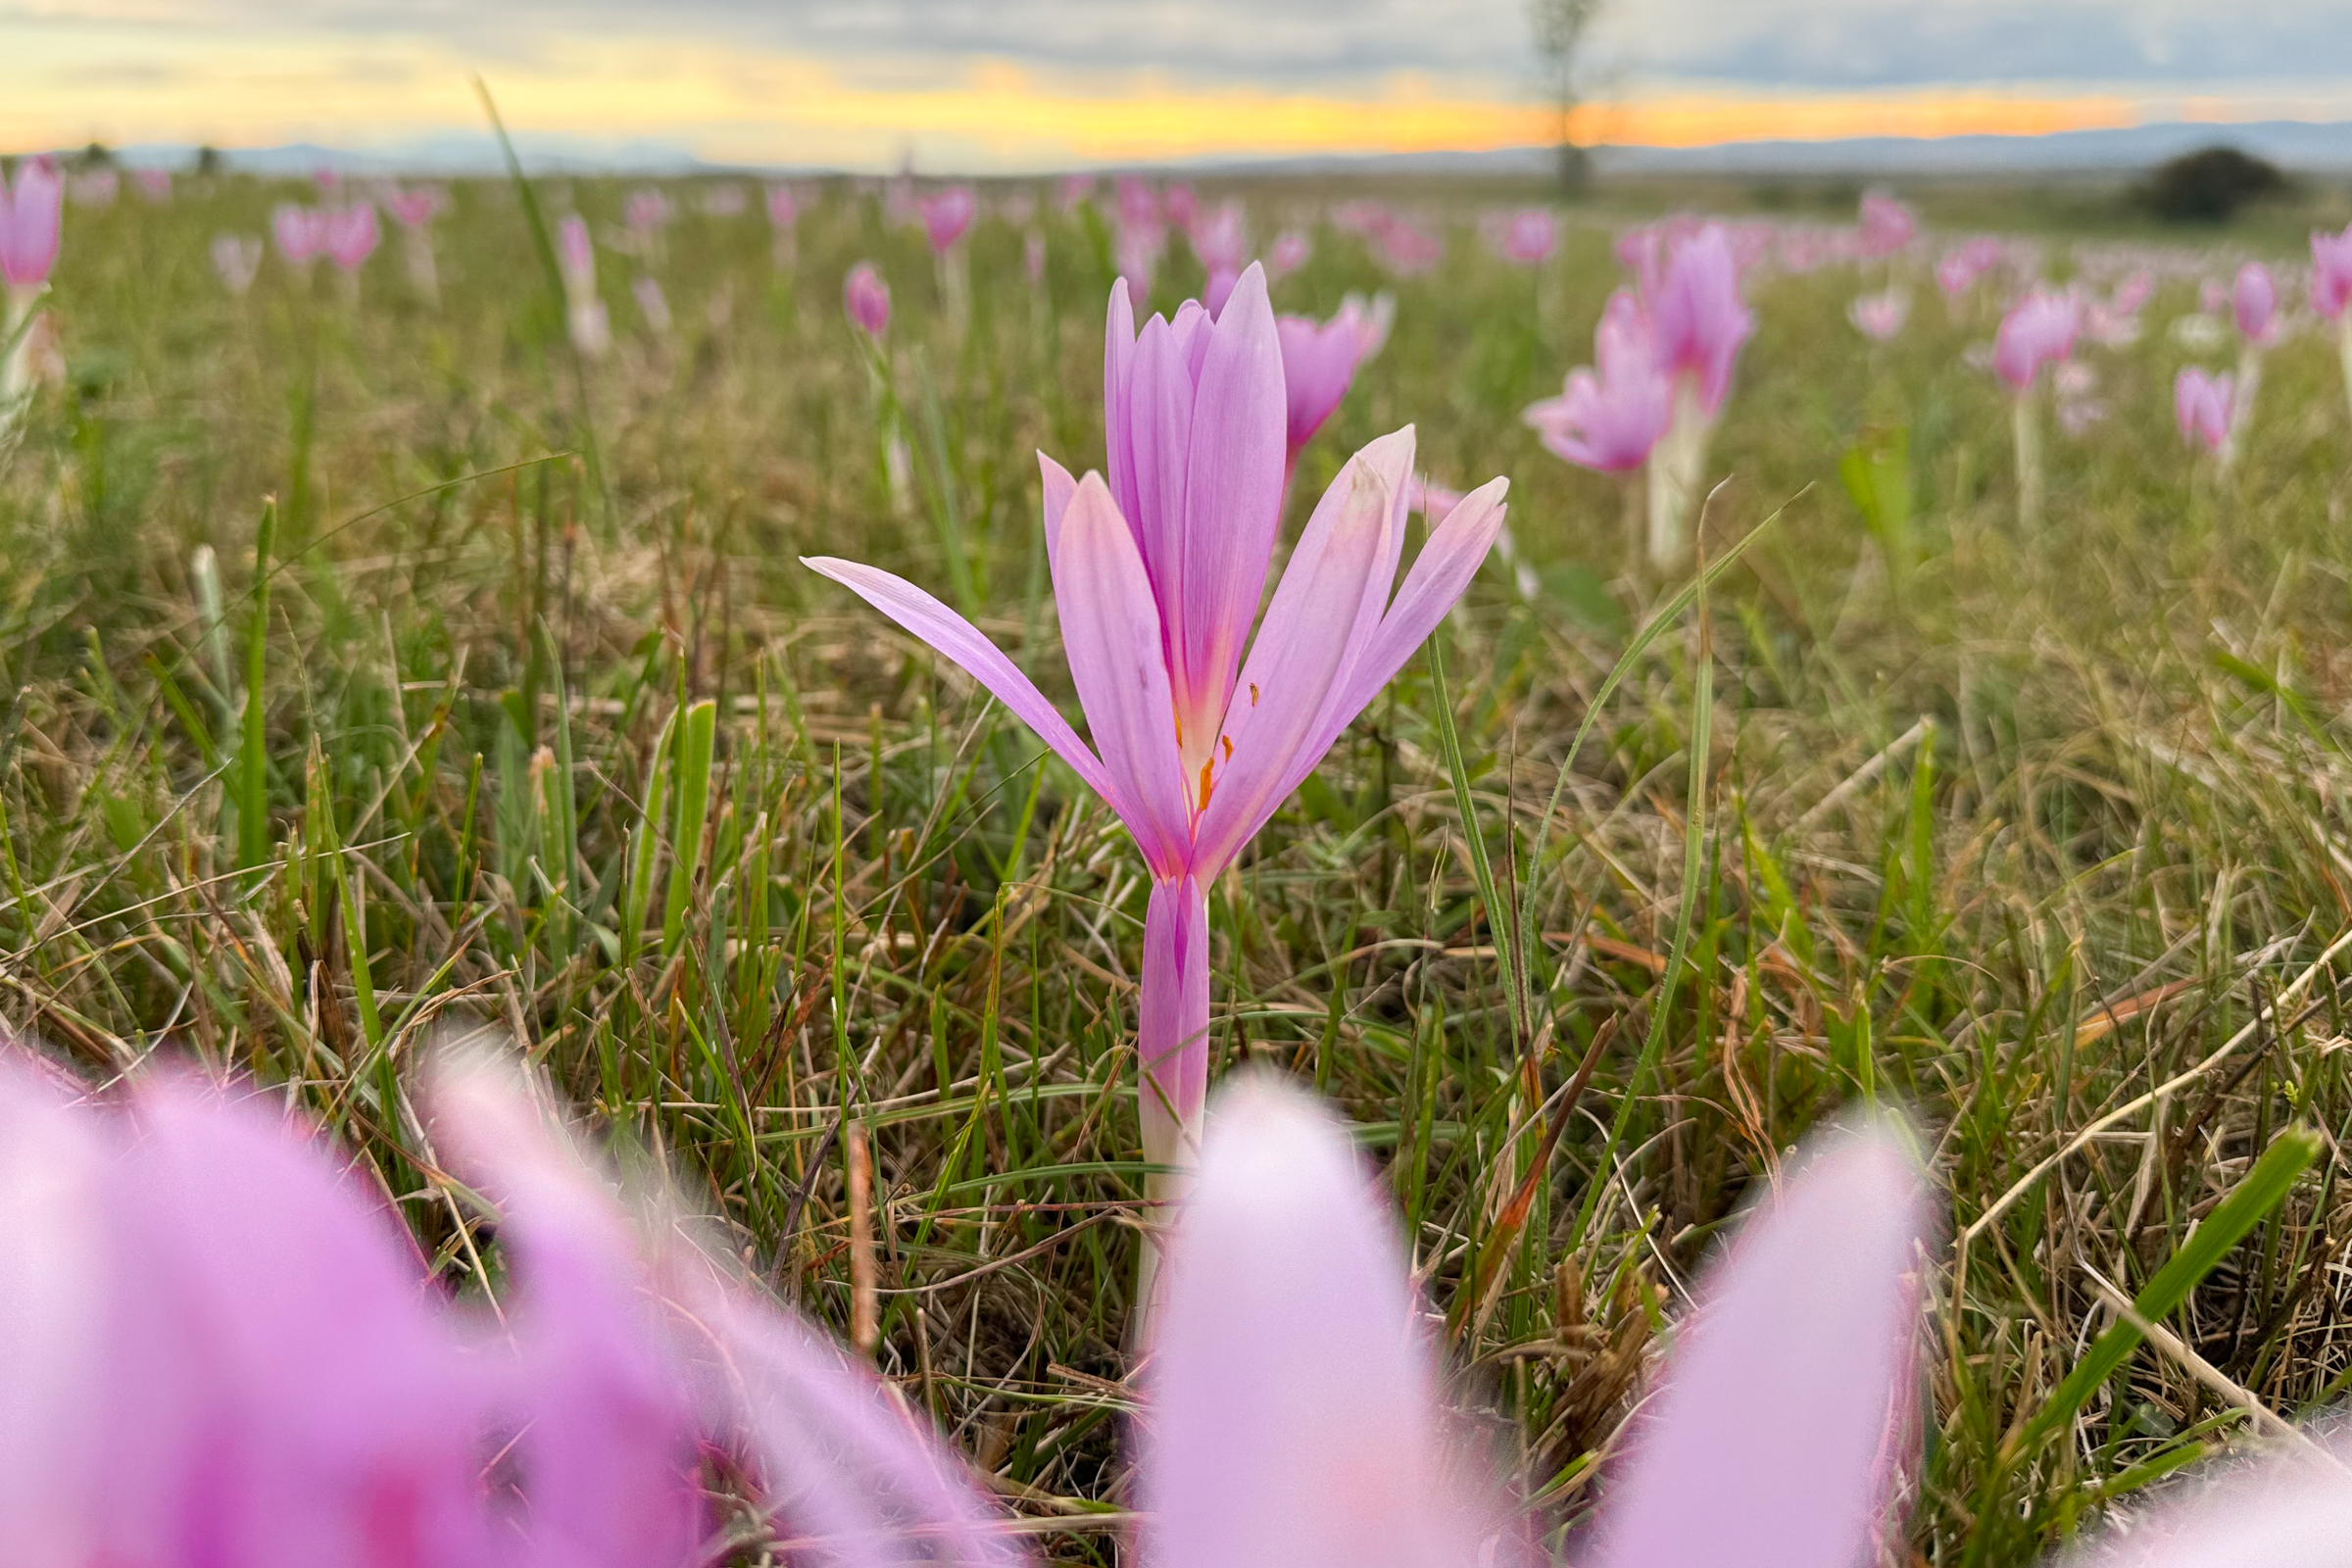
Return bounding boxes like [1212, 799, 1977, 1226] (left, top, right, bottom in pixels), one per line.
[0, 30, 2311, 168]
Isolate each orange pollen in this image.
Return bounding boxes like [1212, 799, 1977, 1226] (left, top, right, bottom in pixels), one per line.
[1221, 735, 1234, 760]
[1198, 760, 1215, 808]
[1249, 683, 1260, 707]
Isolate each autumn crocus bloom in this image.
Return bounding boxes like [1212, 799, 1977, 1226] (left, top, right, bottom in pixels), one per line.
[2313, 221, 2352, 422]
[557, 214, 610, 360]
[1993, 288, 2078, 529]
[133, 167, 172, 202]
[3, 157, 64, 410]
[1992, 288, 2079, 393]
[918, 186, 977, 255]
[807, 265, 1505, 1180]
[2175, 367, 2233, 456]
[2233, 262, 2278, 344]
[1856, 191, 1917, 259]
[271, 203, 323, 267]
[1848, 287, 1910, 341]
[1141, 1080, 1935, 1568]
[843, 262, 891, 339]
[0, 1050, 1029, 1568]
[1524, 288, 1672, 473]
[1493, 209, 1556, 266]
[1275, 294, 1394, 471]
[1936, 236, 2003, 300]
[321, 204, 378, 273]
[1268, 231, 1311, 277]
[1642, 222, 1756, 565]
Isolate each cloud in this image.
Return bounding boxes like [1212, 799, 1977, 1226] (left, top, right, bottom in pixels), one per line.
[1606, 0, 2352, 89]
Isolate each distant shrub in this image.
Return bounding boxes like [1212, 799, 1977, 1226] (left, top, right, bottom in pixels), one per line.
[2136, 145, 2290, 223]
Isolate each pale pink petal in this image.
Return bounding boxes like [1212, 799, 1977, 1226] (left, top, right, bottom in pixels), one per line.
[1587, 1123, 1935, 1568]
[426, 1060, 702, 1568]
[1299, 477, 1508, 778]
[2057, 1432, 2352, 1566]
[1142, 1077, 1505, 1568]
[1173, 263, 1288, 765]
[1105, 280, 1141, 525]
[1190, 431, 1408, 875]
[1050, 474, 1195, 874]
[802, 556, 1117, 808]
[1127, 312, 1198, 616]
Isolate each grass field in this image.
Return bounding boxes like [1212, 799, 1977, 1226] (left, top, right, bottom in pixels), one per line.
[9, 157, 2352, 1563]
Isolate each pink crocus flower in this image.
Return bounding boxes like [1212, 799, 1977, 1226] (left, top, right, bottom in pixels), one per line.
[1190, 200, 1248, 273]
[765, 183, 801, 270]
[1848, 287, 1911, 341]
[1024, 231, 1048, 288]
[763, 182, 798, 231]
[321, 203, 378, 273]
[1936, 237, 2004, 299]
[1142, 1078, 1935, 1568]
[2175, 366, 2234, 455]
[0, 1049, 1029, 1568]
[622, 187, 671, 236]
[1856, 191, 1917, 259]
[1268, 231, 1311, 278]
[2234, 261, 2278, 344]
[1492, 209, 1557, 266]
[1991, 288, 2079, 392]
[2312, 221, 2352, 319]
[1058, 172, 1096, 211]
[2055, 1427, 2352, 1567]
[1377, 220, 1445, 277]
[0, 156, 64, 292]
[1648, 222, 1754, 417]
[557, 214, 610, 360]
[918, 185, 977, 255]
[383, 186, 441, 230]
[1524, 288, 1673, 473]
[133, 167, 172, 203]
[271, 203, 324, 267]
[211, 232, 264, 296]
[1163, 181, 1199, 236]
[1275, 293, 1395, 468]
[843, 262, 891, 339]
[806, 265, 1505, 1177]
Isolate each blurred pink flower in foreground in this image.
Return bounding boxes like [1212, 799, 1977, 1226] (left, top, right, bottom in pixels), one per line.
[1491, 208, 1557, 266]
[1856, 191, 1917, 258]
[211, 232, 264, 296]
[0, 1049, 1025, 1568]
[843, 261, 891, 339]
[919, 185, 978, 255]
[2176, 366, 2234, 455]
[1144, 1079, 1936, 1568]
[383, 186, 442, 230]
[808, 266, 1503, 1178]
[1276, 292, 1394, 467]
[1525, 288, 1673, 473]
[0, 156, 63, 292]
[2234, 261, 2278, 344]
[1638, 221, 1756, 564]
[1992, 288, 2079, 392]
[1849, 287, 1911, 341]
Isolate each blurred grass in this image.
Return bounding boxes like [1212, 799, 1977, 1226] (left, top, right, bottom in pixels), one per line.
[7, 162, 2352, 1562]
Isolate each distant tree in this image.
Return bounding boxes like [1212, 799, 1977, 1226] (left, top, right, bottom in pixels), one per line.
[78, 141, 115, 170]
[2137, 145, 2290, 223]
[1529, 0, 1604, 191]
[195, 146, 223, 177]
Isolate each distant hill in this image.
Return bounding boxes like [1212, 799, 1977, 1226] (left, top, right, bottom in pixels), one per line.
[82, 119, 2352, 181]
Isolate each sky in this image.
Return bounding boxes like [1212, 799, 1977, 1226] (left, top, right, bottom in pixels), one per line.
[5, 0, 2352, 170]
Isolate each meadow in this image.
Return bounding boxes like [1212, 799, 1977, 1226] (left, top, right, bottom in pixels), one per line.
[9, 151, 2352, 1562]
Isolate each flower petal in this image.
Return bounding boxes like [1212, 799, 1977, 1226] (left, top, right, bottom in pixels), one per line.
[1127, 311, 1196, 613]
[1140, 875, 1212, 1171]
[803, 556, 1118, 809]
[1143, 1077, 1504, 1568]
[1039, 450, 1078, 568]
[2054, 1434, 2352, 1566]
[1190, 435, 1403, 876]
[1104, 279, 1140, 527]
[1588, 1122, 1935, 1568]
[1173, 262, 1288, 765]
[1050, 473, 1194, 874]
[1288, 476, 1507, 792]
